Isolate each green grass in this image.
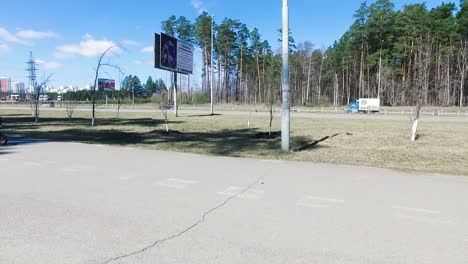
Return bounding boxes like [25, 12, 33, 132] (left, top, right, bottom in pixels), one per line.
[1, 109, 467, 175]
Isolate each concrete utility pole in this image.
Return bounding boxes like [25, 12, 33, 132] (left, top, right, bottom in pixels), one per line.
[281, 0, 290, 151]
[210, 15, 214, 115]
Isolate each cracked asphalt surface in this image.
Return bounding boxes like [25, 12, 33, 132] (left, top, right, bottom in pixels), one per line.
[1, 139, 468, 264]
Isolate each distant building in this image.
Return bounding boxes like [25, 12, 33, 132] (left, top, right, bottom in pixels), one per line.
[0, 77, 11, 93]
[11, 81, 25, 94]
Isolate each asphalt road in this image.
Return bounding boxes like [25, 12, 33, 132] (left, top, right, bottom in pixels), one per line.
[1, 105, 468, 122]
[1, 138, 468, 264]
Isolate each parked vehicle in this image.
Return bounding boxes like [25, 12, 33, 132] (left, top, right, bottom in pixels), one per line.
[0, 133, 7, 145]
[345, 98, 380, 113]
[41, 101, 55, 108]
[39, 95, 51, 101]
[0, 118, 6, 146]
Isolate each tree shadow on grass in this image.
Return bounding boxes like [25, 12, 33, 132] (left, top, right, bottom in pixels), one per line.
[294, 132, 352, 152]
[3, 115, 338, 157]
[186, 114, 223, 118]
[2, 117, 183, 130]
[6, 125, 323, 157]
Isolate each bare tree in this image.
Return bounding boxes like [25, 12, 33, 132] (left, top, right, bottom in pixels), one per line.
[91, 46, 120, 127]
[151, 93, 170, 132]
[116, 90, 123, 119]
[31, 75, 53, 124]
[65, 100, 77, 120]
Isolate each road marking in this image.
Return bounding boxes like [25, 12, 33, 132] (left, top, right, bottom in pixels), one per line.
[155, 178, 198, 190]
[217, 186, 264, 200]
[297, 203, 331, 209]
[119, 174, 137, 181]
[61, 168, 81, 173]
[0, 158, 10, 161]
[24, 161, 41, 166]
[392, 205, 452, 225]
[305, 196, 345, 204]
[297, 196, 345, 209]
[392, 206, 441, 215]
[260, 159, 284, 164]
[393, 213, 453, 225]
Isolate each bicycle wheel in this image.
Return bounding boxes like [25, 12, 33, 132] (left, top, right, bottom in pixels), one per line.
[0, 134, 7, 146]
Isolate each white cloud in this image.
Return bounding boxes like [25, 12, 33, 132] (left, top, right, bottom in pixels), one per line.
[55, 34, 122, 58]
[141, 46, 153, 53]
[121, 39, 138, 46]
[0, 42, 9, 53]
[191, 0, 207, 13]
[135, 59, 153, 65]
[36, 59, 63, 70]
[0, 28, 25, 44]
[0, 27, 58, 47]
[16, 30, 58, 39]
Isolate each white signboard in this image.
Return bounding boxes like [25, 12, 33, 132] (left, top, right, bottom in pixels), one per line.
[176, 41, 193, 75]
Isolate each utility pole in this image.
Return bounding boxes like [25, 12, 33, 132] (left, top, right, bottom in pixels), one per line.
[210, 15, 214, 115]
[281, 0, 290, 152]
[26, 51, 39, 122]
[26, 51, 37, 98]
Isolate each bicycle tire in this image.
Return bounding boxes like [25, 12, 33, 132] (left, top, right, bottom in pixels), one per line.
[0, 134, 7, 146]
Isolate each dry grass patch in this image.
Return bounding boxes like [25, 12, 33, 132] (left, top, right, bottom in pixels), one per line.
[1, 109, 467, 175]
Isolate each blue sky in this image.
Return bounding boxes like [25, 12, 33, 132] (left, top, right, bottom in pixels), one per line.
[0, 0, 446, 89]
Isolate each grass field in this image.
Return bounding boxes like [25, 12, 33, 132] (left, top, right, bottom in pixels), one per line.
[1, 108, 467, 175]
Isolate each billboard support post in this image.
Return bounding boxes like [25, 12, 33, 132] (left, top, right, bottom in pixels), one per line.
[174, 72, 178, 117]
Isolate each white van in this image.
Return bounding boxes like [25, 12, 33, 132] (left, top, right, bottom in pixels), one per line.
[358, 98, 380, 112]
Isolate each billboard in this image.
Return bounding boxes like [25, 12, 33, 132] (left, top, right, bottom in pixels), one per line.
[155, 33, 193, 75]
[98, 79, 116, 91]
[160, 33, 178, 71]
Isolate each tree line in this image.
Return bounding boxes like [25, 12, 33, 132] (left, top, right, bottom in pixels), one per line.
[160, 0, 468, 107]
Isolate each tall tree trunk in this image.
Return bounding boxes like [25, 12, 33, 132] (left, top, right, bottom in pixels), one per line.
[378, 47, 382, 98]
[318, 53, 324, 104]
[359, 44, 364, 98]
[256, 52, 261, 104]
[306, 54, 312, 104]
[334, 73, 339, 107]
[447, 52, 451, 106]
[218, 55, 222, 104]
[203, 46, 208, 94]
